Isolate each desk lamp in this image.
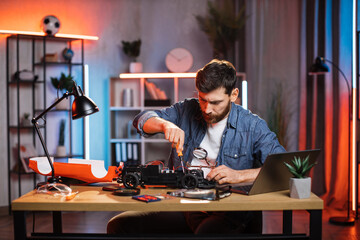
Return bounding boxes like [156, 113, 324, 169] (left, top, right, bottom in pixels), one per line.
[309, 56, 355, 225]
[32, 81, 99, 187]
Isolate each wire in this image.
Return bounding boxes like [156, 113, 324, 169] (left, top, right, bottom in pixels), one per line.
[145, 160, 165, 170]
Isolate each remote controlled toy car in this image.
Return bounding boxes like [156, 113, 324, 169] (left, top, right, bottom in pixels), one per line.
[119, 164, 215, 189]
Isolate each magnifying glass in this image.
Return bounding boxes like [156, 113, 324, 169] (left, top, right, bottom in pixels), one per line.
[192, 147, 216, 167]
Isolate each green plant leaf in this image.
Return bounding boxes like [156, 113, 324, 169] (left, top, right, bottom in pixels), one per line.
[122, 39, 141, 61]
[194, 0, 246, 58]
[284, 155, 317, 178]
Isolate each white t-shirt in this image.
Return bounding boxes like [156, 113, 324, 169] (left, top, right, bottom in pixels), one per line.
[190, 117, 228, 177]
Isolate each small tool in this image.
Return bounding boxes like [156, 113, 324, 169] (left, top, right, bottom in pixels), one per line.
[178, 151, 185, 173]
[176, 142, 185, 173]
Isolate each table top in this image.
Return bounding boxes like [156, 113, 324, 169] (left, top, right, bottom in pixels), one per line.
[12, 185, 323, 212]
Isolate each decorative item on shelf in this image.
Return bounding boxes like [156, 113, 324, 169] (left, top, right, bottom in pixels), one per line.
[13, 70, 38, 82]
[42, 53, 58, 62]
[284, 155, 317, 199]
[41, 15, 61, 36]
[144, 80, 170, 106]
[51, 72, 75, 109]
[195, 0, 246, 61]
[31, 80, 99, 188]
[56, 119, 66, 157]
[122, 88, 134, 107]
[20, 113, 32, 126]
[121, 39, 142, 73]
[165, 48, 193, 73]
[62, 47, 74, 62]
[12, 144, 37, 173]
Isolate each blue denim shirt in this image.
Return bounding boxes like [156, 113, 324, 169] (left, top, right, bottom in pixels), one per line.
[133, 98, 286, 170]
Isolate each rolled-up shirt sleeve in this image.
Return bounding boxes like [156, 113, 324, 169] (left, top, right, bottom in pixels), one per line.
[132, 110, 159, 137]
[132, 100, 188, 138]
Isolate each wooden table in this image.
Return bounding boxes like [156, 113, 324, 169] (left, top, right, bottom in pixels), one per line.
[12, 185, 323, 240]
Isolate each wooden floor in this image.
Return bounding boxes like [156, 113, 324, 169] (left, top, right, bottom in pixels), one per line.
[0, 206, 359, 240]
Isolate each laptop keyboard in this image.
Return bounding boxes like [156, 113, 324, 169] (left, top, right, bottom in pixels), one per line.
[230, 184, 253, 195]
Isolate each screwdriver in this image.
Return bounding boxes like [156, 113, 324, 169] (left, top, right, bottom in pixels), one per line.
[177, 142, 185, 173]
[178, 151, 185, 173]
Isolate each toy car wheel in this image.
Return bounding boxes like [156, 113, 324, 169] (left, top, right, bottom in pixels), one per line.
[189, 169, 203, 178]
[182, 174, 198, 189]
[123, 173, 139, 189]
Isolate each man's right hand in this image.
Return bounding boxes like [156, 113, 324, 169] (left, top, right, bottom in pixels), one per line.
[143, 117, 185, 154]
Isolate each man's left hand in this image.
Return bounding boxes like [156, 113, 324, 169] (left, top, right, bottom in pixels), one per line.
[206, 165, 261, 185]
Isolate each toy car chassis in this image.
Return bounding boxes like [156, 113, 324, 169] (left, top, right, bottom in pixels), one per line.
[119, 164, 215, 189]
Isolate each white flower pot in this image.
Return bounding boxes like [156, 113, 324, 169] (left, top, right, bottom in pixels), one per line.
[56, 146, 67, 157]
[289, 177, 311, 199]
[129, 62, 143, 73]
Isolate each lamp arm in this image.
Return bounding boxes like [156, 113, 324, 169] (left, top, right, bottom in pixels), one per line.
[324, 58, 351, 94]
[31, 91, 74, 183]
[32, 121, 56, 182]
[33, 92, 74, 122]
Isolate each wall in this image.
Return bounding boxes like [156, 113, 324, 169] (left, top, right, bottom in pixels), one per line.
[0, 0, 213, 206]
[0, 0, 305, 207]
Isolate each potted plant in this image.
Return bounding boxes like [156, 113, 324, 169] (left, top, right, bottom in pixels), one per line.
[121, 39, 142, 73]
[284, 156, 317, 199]
[195, 0, 246, 61]
[56, 119, 66, 157]
[50, 73, 75, 109]
[21, 112, 31, 126]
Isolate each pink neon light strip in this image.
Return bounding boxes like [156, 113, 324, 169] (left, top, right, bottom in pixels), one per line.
[0, 30, 99, 40]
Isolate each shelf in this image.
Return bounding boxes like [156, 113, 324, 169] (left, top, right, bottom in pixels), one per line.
[110, 138, 142, 143]
[109, 72, 246, 166]
[0, 30, 99, 41]
[10, 170, 36, 175]
[8, 80, 36, 85]
[110, 106, 142, 111]
[9, 125, 39, 129]
[143, 139, 169, 143]
[6, 32, 89, 206]
[35, 108, 71, 113]
[110, 138, 169, 144]
[53, 154, 84, 159]
[34, 62, 83, 66]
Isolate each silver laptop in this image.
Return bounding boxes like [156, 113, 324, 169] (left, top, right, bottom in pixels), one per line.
[229, 149, 321, 195]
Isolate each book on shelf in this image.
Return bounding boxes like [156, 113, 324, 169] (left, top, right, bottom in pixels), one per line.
[115, 142, 121, 163]
[121, 142, 127, 162]
[114, 142, 140, 165]
[145, 80, 158, 100]
[144, 80, 168, 100]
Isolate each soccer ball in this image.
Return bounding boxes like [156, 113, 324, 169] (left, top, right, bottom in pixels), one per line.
[41, 15, 60, 36]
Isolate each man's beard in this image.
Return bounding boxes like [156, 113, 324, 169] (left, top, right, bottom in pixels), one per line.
[202, 101, 231, 124]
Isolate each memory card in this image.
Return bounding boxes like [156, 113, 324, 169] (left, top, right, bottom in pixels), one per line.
[132, 194, 161, 203]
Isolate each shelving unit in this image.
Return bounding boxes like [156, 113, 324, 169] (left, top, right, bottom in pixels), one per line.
[109, 72, 246, 166]
[5, 32, 95, 208]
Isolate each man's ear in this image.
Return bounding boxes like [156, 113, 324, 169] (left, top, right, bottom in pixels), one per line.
[230, 88, 239, 102]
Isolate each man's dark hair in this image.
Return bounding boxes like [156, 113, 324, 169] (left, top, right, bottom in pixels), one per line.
[195, 59, 237, 95]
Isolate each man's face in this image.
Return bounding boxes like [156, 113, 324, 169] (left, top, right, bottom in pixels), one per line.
[198, 87, 238, 124]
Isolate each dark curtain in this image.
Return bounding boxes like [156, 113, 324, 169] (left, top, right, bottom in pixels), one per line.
[244, 0, 354, 210]
[299, 0, 353, 209]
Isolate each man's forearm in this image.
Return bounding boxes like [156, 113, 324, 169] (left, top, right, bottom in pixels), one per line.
[237, 168, 261, 183]
[142, 116, 167, 134]
[207, 166, 261, 184]
[142, 116, 185, 153]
